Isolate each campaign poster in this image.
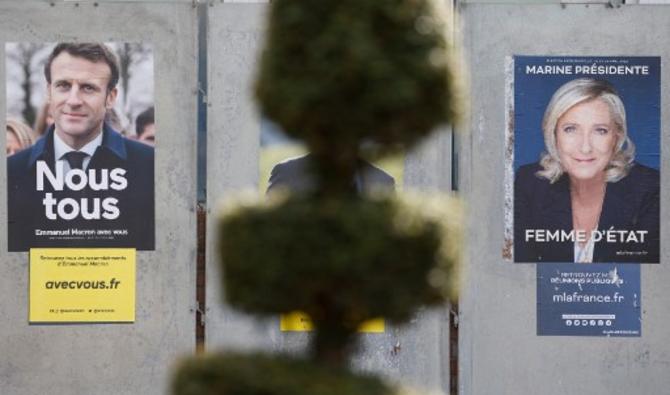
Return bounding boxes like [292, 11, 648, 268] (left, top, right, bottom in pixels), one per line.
[537, 263, 640, 337]
[507, 56, 660, 263]
[29, 248, 135, 323]
[260, 119, 397, 332]
[260, 119, 401, 196]
[6, 42, 155, 251]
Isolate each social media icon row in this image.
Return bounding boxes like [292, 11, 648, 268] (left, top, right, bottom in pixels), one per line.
[565, 319, 612, 327]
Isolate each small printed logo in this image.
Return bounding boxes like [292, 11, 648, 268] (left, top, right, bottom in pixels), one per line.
[562, 314, 615, 328]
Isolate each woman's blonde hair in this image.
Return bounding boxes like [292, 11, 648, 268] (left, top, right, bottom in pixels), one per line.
[7, 118, 36, 151]
[537, 78, 635, 183]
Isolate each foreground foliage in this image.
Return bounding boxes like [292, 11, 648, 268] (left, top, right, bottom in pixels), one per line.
[173, 353, 392, 395]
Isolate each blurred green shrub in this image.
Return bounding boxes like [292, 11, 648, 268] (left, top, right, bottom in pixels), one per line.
[219, 194, 460, 361]
[172, 353, 392, 395]
[174, 0, 463, 391]
[256, 0, 459, 184]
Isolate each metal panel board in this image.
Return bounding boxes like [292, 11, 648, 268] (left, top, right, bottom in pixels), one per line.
[458, 3, 670, 394]
[205, 3, 453, 393]
[0, 2, 198, 394]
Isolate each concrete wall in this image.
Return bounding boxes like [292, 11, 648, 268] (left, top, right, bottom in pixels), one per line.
[9, 2, 667, 395]
[0, 2, 198, 394]
[458, 3, 670, 394]
[204, 3, 454, 394]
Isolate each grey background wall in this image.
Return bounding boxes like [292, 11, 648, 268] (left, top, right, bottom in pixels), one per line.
[4, 1, 669, 395]
[457, 3, 670, 395]
[204, 3, 454, 394]
[205, 2, 270, 353]
[0, 1, 198, 394]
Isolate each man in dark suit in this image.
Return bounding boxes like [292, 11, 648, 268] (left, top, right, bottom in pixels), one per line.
[266, 154, 395, 195]
[7, 43, 154, 251]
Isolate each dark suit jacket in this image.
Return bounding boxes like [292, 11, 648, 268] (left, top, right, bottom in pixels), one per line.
[7, 124, 154, 251]
[266, 154, 395, 195]
[514, 162, 659, 263]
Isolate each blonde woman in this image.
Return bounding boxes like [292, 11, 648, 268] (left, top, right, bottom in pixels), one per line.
[515, 78, 659, 263]
[6, 119, 36, 156]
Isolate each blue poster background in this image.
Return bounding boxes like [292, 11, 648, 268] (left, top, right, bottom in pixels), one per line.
[537, 263, 641, 337]
[512, 56, 661, 263]
[514, 56, 660, 171]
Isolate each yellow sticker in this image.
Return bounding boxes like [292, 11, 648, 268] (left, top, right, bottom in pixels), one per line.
[358, 318, 385, 333]
[29, 248, 135, 323]
[280, 312, 385, 333]
[280, 311, 314, 331]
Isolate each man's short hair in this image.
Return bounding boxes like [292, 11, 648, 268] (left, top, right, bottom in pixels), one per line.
[44, 42, 120, 92]
[135, 106, 155, 137]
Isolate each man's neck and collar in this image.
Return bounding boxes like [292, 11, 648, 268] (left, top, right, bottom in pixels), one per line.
[54, 129, 103, 171]
[54, 128, 103, 158]
[55, 124, 103, 151]
[26, 123, 129, 170]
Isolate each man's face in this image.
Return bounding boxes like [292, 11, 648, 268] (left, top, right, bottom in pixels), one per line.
[47, 52, 117, 147]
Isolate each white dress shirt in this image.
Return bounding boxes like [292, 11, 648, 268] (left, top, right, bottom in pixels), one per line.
[54, 131, 103, 172]
[574, 237, 595, 263]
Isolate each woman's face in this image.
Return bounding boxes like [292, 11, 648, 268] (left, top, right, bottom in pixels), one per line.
[555, 99, 618, 182]
[6, 131, 21, 156]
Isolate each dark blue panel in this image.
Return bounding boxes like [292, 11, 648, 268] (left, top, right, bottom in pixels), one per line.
[537, 263, 640, 337]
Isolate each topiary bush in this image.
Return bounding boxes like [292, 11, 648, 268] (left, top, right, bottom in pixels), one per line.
[172, 353, 392, 395]
[173, 0, 462, 393]
[218, 194, 461, 363]
[255, 0, 459, 190]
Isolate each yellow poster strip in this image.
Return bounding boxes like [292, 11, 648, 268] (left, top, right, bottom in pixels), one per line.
[29, 248, 135, 323]
[280, 312, 385, 333]
[358, 318, 385, 333]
